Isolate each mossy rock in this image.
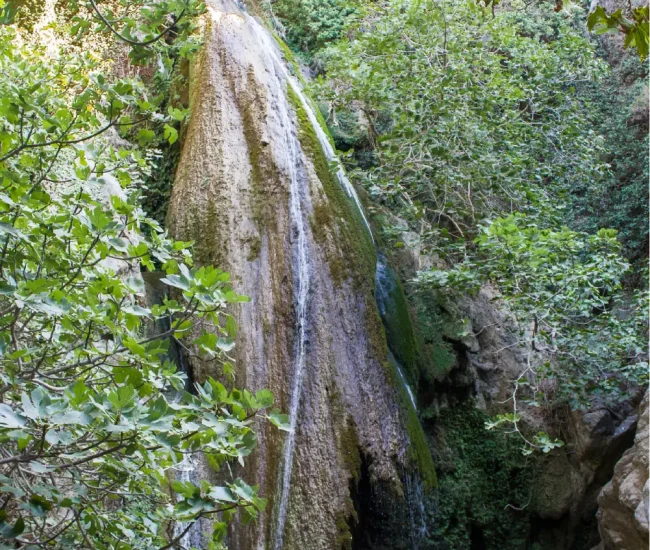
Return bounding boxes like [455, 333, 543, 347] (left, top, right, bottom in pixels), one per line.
[286, 84, 376, 289]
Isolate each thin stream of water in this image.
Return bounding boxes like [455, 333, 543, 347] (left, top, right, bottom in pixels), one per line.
[289, 88, 374, 244]
[389, 350, 417, 411]
[245, 19, 313, 550]
[245, 16, 380, 549]
[173, 453, 203, 549]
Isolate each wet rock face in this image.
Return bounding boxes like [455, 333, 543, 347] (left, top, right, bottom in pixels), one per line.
[166, 2, 421, 548]
[595, 392, 649, 550]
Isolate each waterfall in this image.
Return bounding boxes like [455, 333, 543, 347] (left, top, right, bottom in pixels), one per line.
[240, 18, 313, 549]
[404, 473, 429, 546]
[241, 16, 380, 548]
[249, 18, 374, 245]
[285, 83, 375, 244]
[271, 97, 311, 550]
[166, 5, 435, 545]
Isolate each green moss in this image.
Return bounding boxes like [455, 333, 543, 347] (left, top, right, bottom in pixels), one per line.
[385, 359, 437, 491]
[286, 85, 376, 289]
[335, 510, 353, 549]
[312, 103, 336, 149]
[340, 418, 362, 482]
[186, 200, 223, 267]
[230, 68, 287, 233]
[272, 39, 336, 149]
[310, 201, 331, 244]
[247, 236, 261, 261]
[413, 289, 463, 385]
[272, 31, 307, 86]
[431, 405, 534, 549]
[379, 262, 420, 388]
[364, 295, 388, 363]
[328, 386, 361, 548]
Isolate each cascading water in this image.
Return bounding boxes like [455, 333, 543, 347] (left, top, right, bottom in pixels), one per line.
[244, 19, 313, 549]
[271, 116, 310, 550]
[167, 5, 437, 545]
[389, 350, 417, 410]
[242, 17, 381, 548]
[375, 257, 417, 410]
[285, 83, 374, 244]
[252, 19, 373, 244]
[404, 473, 429, 545]
[374, 256, 430, 547]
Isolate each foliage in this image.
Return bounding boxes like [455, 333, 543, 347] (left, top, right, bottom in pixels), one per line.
[587, 5, 649, 60]
[314, 0, 647, 450]
[477, 0, 649, 59]
[66, 0, 205, 60]
[431, 405, 533, 549]
[417, 215, 648, 440]
[0, 3, 287, 547]
[268, 0, 358, 56]
[570, 50, 649, 270]
[315, 0, 608, 260]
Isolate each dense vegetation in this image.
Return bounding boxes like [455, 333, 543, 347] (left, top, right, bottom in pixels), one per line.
[0, 1, 287, 547]
[297, 0, 648, 449]
[0, 0, 646, 547]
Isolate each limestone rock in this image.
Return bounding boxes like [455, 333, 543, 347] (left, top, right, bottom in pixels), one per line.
[596, 391, 649, 550]
[166, 2, 425, 548]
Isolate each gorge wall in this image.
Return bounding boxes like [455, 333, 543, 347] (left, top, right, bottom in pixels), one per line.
[166, 1, 435, 548]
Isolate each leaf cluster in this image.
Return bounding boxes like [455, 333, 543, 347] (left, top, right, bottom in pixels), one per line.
[0, 3, 285, 547]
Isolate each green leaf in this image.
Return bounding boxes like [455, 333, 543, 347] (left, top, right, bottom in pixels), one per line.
[164, 124, 178, 145]
[255, 389, 274, 408]
[1, 517, 24, 539]
[267, 410, 290, 432]
[0, 404, 25, 428]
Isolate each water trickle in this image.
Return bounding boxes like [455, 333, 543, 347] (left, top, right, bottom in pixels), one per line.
[243, 19, 313, 550]
[404, 473, 429, 547]
[251, 18, 374, 245]
[271, 108, 311, 550]
[170, 351, 204, 548]
[373, 255, 393, 320]
[389, 350, 417, 411]
[374, 255, 417, 409]
[374, 257, 431, 546]
[173, 453, 204, 549]
[242, 17, 377, 548]
[289, 89, 374, 244]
